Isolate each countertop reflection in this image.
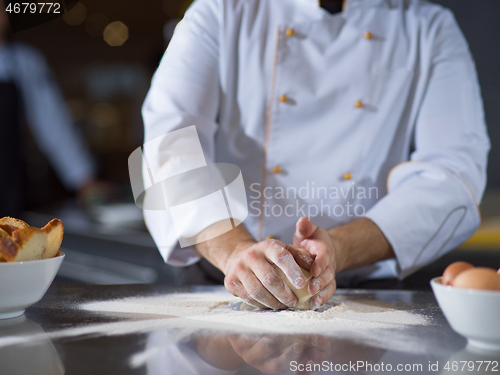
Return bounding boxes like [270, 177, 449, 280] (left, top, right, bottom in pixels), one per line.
[0, 315, 64, 375]
[0, 283, 498, 375]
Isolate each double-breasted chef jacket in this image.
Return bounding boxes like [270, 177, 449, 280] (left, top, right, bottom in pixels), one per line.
[142, 0, 490, 282]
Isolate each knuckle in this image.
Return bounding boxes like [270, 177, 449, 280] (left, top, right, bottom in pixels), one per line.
[276, 251, 293, 266]
[266, 239, 284, 250]
[224, 277, 237, 291]
[285, 296, 297, 307]
[248, 287, 263, 301]
[231, 261, 244, 274]
[263, 239, 274, 247]
[311, 278, 321, 291]
[261, 272, 278, 288]
[327, 272, 335, 283]
[244, 249, 259, 262]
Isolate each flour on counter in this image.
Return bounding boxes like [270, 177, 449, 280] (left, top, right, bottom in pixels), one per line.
[0, 290, 431, 357]
[77, 291, 429, 338]
[82, 291, 235, 317]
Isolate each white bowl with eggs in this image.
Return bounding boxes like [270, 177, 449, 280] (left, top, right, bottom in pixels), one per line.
[431, 276, 500, 351]
[0, 252, 64, 319]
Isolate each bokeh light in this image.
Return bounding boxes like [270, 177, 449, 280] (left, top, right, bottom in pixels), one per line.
[62, 2, 87, 26]
[103, 21, 129, 47]
[89, 103, 121, 128]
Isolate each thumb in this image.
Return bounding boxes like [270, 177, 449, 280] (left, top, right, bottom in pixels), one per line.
[293, 217, 315, 246]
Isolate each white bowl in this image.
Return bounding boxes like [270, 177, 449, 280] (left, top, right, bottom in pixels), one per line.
[0, 252, 65, 319]
[431, 277, 500, 351]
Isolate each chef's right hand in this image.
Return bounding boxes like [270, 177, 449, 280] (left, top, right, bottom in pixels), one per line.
[223, 239, 313, 309]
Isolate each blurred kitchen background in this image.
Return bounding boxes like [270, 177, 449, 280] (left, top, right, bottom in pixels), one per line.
[7, 0, 500, 287]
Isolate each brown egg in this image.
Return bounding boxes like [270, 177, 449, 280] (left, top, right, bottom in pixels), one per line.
[452, 267, 500, 291]
[442, 261, 474, 285]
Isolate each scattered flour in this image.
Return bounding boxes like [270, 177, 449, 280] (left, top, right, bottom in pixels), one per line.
[79, 291, 429, 335]
[0, 290, 432, 362]
[82, 291, 234, 317]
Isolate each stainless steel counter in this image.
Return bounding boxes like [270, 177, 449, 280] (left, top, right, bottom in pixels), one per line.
[0, 283, 498, 375]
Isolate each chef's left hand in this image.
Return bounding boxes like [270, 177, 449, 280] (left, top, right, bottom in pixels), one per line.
[293, 217, 337, 309]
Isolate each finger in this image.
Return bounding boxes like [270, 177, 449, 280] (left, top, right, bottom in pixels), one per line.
[253, 261, 298, 308]
[310, 279, 337, 309]
[307, 346, 327, 365]
[307, 264, 335, 296]
[294, 217, 316, 244]
[242, 336, 280, 364]
[240, 271, 287, 309]
[306, 334, 332, 352]
[225, 278, 268, 309]
[296, 217, 315, 239]
[286, 244, 314, 270]
[264, 342, 304, 374]
[265, 240, 306, 289]
[301, 239, 331, 278]
[229, 334, 266, 355]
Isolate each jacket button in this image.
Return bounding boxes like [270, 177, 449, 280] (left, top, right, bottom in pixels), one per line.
[364, 31, 373, 39]
[285, 28, 295, 37]
[273, 165, 282, 174]
[279, 95, 288, 103]
[343, 172, 352, 180]
[355, 100, 363, 108]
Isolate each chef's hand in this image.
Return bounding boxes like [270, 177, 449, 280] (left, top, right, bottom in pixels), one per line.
[224, 239, 314, 310]
[293, 217, 337, 309]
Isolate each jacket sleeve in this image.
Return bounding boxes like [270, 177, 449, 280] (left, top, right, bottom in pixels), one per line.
[141, 0, 222, 265]
[365, 9, 490, 279]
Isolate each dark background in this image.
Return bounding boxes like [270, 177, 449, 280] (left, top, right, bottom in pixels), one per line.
[11, 0, 187, 206]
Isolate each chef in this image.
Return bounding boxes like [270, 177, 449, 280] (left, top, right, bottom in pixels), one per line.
[142, 0, 490, 309]
[0, 3, 101, 216]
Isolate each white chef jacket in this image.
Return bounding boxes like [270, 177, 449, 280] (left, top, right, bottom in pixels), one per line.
[142, 0, 490, 281]
[0, 43, 95, 189]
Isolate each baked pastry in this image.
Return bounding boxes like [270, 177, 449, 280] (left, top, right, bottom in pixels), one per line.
[0, 217, 30, 229]
[0, 227, 48, 262]
[0, 217, 64, 262]
[42, 219, 64, 259]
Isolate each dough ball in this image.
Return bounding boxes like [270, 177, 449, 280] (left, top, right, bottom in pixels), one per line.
[275, 266, 314, 310]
